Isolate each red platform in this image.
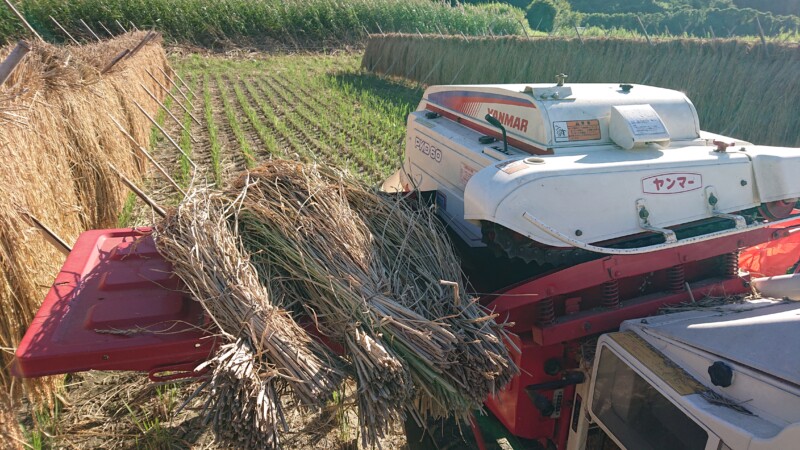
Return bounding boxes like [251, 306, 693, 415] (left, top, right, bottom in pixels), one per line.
[14, 228, 217, 381]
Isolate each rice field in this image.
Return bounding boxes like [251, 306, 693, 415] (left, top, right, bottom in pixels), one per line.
[148, 53, 422, 193]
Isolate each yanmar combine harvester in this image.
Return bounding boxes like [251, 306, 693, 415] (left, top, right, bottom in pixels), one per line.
[14, 79, 800, 450]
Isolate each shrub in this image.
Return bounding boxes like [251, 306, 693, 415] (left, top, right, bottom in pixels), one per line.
[526, 0, 557, 31]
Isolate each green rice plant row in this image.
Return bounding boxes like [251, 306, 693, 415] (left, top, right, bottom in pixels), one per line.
[254, 76, 365, 177]
[172, 53, 423, 185]
[214, 73, 256, 168]
[228, 75, 279, 158]
[259, 75, 388, 177]
[270, 72, 405, 158]
[202, 73, 223, 186]
[177, 72, 196, 186]
[240, 77, 315, 162]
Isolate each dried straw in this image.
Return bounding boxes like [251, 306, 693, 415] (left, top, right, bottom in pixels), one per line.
[154, 187, 345, 449]
[0, 392, 23, 450]
[229, 161, 517, 444]
[0, 32, 170, 408]
[232, 163, 413, 446]
[337, 171, 518, 419]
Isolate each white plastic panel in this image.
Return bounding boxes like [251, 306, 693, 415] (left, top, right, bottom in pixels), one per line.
[422, 83, 700, 149]
[465, 147, 757, 247]
[609, 104, 671, 150]
[746, 146, 800, 202]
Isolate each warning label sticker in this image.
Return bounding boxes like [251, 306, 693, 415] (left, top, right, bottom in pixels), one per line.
[553, 120, 601, 142]
[460, 163, 478, 185]
[629, 116, 667, 136]
[495, 159, 528, 175]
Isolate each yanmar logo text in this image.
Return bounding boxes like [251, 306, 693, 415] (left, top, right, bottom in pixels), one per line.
[642, 173, 702, 194]
[487, 108, 528, 133]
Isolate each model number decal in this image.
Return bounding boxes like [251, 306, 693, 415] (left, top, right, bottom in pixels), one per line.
[415, 137, 443, 163]
[642, 173, 702, 194]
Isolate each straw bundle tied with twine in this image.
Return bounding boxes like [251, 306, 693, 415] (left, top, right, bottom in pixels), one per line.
[154, 160, 517, 448]
[154, 188, 345, 449]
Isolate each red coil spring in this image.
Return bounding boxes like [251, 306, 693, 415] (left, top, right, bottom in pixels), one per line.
[721, 251, 739, 278]
[668, 265, 685, 293]
[602, 280, 620, 309]
[538, 298, 555, 326]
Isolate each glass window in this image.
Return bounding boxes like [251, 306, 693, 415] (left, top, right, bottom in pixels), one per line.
[591, 347, 708, 450]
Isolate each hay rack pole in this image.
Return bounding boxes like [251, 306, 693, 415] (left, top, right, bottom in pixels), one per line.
[0, 40, 30, 86]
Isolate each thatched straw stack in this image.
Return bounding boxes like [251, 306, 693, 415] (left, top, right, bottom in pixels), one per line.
[0, 32, 170, 403]
[154, 188, 345, 450]
[363, 34, 800, 147]
[229, 161, 518, 446]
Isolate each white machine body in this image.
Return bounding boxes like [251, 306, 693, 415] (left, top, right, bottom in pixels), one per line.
[385, 83, 800, 249]
[586, 300, 800, 450]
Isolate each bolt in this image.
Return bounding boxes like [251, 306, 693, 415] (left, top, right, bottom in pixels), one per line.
[639, 207, 649, 219]
[708, 194, 718, 206]
[575, 229, 583, 236]
[740, 180, 747, 186]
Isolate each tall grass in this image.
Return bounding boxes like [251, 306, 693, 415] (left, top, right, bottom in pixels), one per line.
[1, 0, 526, 46]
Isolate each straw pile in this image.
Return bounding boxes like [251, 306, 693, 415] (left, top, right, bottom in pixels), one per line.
[154, 160, 516, 448]
[154, 188, 345, 449]
[363, 34, 800, 147]
[0, 32, 170, 404]
[0, 392, 22, 450]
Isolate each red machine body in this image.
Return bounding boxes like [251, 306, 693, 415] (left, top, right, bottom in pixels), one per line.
[477, 221, 800, 448]
[13, 228, 217, 382]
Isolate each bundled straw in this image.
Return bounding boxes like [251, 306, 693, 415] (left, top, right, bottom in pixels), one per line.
[339, 173, 518, 418]
[154, 187, 344, 449]
[201, 340, 283, 449]
[233, 164, 414, 446]
[229, 161, 518, 444]
[154, 160, 517, 446]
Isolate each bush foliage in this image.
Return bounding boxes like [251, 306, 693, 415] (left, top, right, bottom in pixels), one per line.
[526, 1, 557, 31]
[582, 8, 800, 37]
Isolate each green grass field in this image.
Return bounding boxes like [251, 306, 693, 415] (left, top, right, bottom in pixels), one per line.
[167, 52, 422, 187]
